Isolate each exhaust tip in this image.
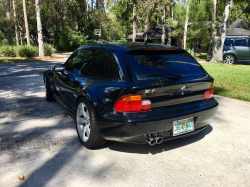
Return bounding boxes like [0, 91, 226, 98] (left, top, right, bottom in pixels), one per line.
[146, 137, 156, 146]
[156, 136, 163, 144]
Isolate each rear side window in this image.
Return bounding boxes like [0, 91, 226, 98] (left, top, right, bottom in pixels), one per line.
[224, 39, 233, 46]
[127, 50, 206, 80]
[81, 49, 120, 80]
[234, 39, 247, 47]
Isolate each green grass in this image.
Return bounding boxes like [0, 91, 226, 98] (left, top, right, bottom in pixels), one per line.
[0, 122, 9, 125]
[201, 63, 250, 102]
[0, 58, 42, 63]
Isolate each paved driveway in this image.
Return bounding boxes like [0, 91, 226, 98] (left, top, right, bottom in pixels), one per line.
[0, 61, 250, 187]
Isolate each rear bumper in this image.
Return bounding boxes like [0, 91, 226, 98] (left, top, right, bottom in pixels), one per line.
[98, 98, 218, 143]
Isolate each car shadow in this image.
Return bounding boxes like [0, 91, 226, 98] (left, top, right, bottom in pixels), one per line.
[97, 124, 213, 155]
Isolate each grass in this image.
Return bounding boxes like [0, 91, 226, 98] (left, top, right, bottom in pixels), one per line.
[201, 62, 250, 102]
[0, 122, 9, 125]
[0, 58, 42, 63]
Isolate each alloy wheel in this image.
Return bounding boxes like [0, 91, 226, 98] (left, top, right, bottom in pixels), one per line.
[76, 103, 91, 142]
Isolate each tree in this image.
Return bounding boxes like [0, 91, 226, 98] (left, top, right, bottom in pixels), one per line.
[210, 0, 233, 62]
[6, 0, 13, 45]
[183, 0, 190, 49]
[132, 0, 137, 43]
[22, 0, 30, 45]
[12, 0, 19, 45]
[35, 0, 44, 56]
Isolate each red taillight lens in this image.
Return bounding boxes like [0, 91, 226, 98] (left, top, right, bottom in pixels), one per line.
[114, 95, 152, 112]
[203, 85, 213, 101]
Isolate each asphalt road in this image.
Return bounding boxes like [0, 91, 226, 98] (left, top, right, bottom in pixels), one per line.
[0, 60, 250, 187]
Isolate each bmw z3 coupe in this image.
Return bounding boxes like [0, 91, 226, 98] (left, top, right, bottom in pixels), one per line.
[44, 43, 218, 148]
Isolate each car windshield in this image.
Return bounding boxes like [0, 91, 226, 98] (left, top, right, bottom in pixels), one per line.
[127, 50, 206, 80]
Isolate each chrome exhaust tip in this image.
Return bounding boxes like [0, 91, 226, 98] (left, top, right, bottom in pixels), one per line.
[155, 136, 163, 144]
[146, 137, 157, 146]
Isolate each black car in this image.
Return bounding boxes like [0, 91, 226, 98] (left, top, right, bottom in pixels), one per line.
[44, 43, 218, 148]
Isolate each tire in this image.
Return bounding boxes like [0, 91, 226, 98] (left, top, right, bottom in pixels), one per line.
[45, 75, 55, 101]
[223, 54, 235, 64]
[76, 98, 106, 148]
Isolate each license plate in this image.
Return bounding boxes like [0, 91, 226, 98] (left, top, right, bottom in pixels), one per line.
[173, 117, 194, 136]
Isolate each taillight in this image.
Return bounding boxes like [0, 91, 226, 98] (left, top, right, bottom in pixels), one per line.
[203, 85, 213, 101]
[114, 95, 151, 112]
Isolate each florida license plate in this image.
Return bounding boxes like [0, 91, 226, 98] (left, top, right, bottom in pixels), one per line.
[173, 117, 194, 136]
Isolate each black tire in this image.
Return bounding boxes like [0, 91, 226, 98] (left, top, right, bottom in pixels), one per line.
[223, 54, 235, 64]
[75, 98, 106, 148]
[45, 75, 55, 101]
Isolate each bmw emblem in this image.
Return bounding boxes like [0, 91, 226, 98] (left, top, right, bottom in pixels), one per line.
[180, 85, 186, 91]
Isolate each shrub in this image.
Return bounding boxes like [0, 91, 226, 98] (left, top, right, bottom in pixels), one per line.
[18, 45, 38, 57]
[1, 39, 9, 46]
[0, 46, 17, 57]
[44, 44, 56, 56]
[117, 39, 127, 43]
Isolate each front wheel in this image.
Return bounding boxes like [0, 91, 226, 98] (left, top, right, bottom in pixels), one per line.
[224, 54, 235, 64]
[76, 98, 106, 148]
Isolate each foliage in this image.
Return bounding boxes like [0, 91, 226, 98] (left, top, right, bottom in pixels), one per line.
[201, 62, 250, 102]
[44, 44, 56, 56]
[55, 26, 88, 51]
[0, 46, 17, 57]
[17, 45, 38, 57]
[117, 39, 127, 43]
[228, 1, 250, 27]
[0, 45, 39, 57]
[1, 39, 9, 46]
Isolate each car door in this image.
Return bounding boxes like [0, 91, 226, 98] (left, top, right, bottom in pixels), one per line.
[233, 38, 249, 61]
[52, 49, 87, 111]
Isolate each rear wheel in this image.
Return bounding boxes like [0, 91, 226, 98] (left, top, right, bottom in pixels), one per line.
[76, 98, 106, 148]
[224, 54, 235, 64]
[45, 75, 55, 101]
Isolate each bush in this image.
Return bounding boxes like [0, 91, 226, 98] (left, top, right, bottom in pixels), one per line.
[1, 39, 9, 46]
[18, 45, 38, 57]
[44, 44, 56, 56]
[117, 39, 127, 43]
[0, 46, 17, 57]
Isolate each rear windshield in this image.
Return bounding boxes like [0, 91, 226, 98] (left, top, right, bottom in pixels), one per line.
[127, 50, 205, 80]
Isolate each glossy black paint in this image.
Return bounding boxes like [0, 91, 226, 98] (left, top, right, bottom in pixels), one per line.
[44, 43, 218, 143]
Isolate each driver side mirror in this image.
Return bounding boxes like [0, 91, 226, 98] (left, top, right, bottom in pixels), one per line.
[54, 64, 64, 72]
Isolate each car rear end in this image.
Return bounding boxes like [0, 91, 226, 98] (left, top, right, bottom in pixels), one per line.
[99, 46, 218, 144]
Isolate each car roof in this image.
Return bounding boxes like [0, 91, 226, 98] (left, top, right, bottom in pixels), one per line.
[78, 43, 183, 52]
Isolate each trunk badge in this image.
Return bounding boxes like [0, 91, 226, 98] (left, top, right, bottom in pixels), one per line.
[180, 85, 186, 91]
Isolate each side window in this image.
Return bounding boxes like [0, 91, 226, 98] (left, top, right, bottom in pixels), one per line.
[224, 39, 233, 46]
[64, 49, 85, 72]
[234, 39, 247, 47]
[81, 49, 120, 80]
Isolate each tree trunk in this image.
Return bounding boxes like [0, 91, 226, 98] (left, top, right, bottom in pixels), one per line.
[178, 0, 182, 5]
[13, 0, 19, 45]
[22, 0, 30, 46]
[161, 8, 166, 44]
[183, 0, 190, 50]
[210, 0, 233, 62]
[144, 16, 148, 42]
[20, 32, 23, 45]
[6, 0, 13, 45]
[132, 0, 137, 43]
[207, 0, 217, 54]
[85, 0, 88, 20]
[75, 6, 79, 31]
[35, 0, 44, 57]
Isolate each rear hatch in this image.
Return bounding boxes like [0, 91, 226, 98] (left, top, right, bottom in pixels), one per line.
[127, 48, 213, 110]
